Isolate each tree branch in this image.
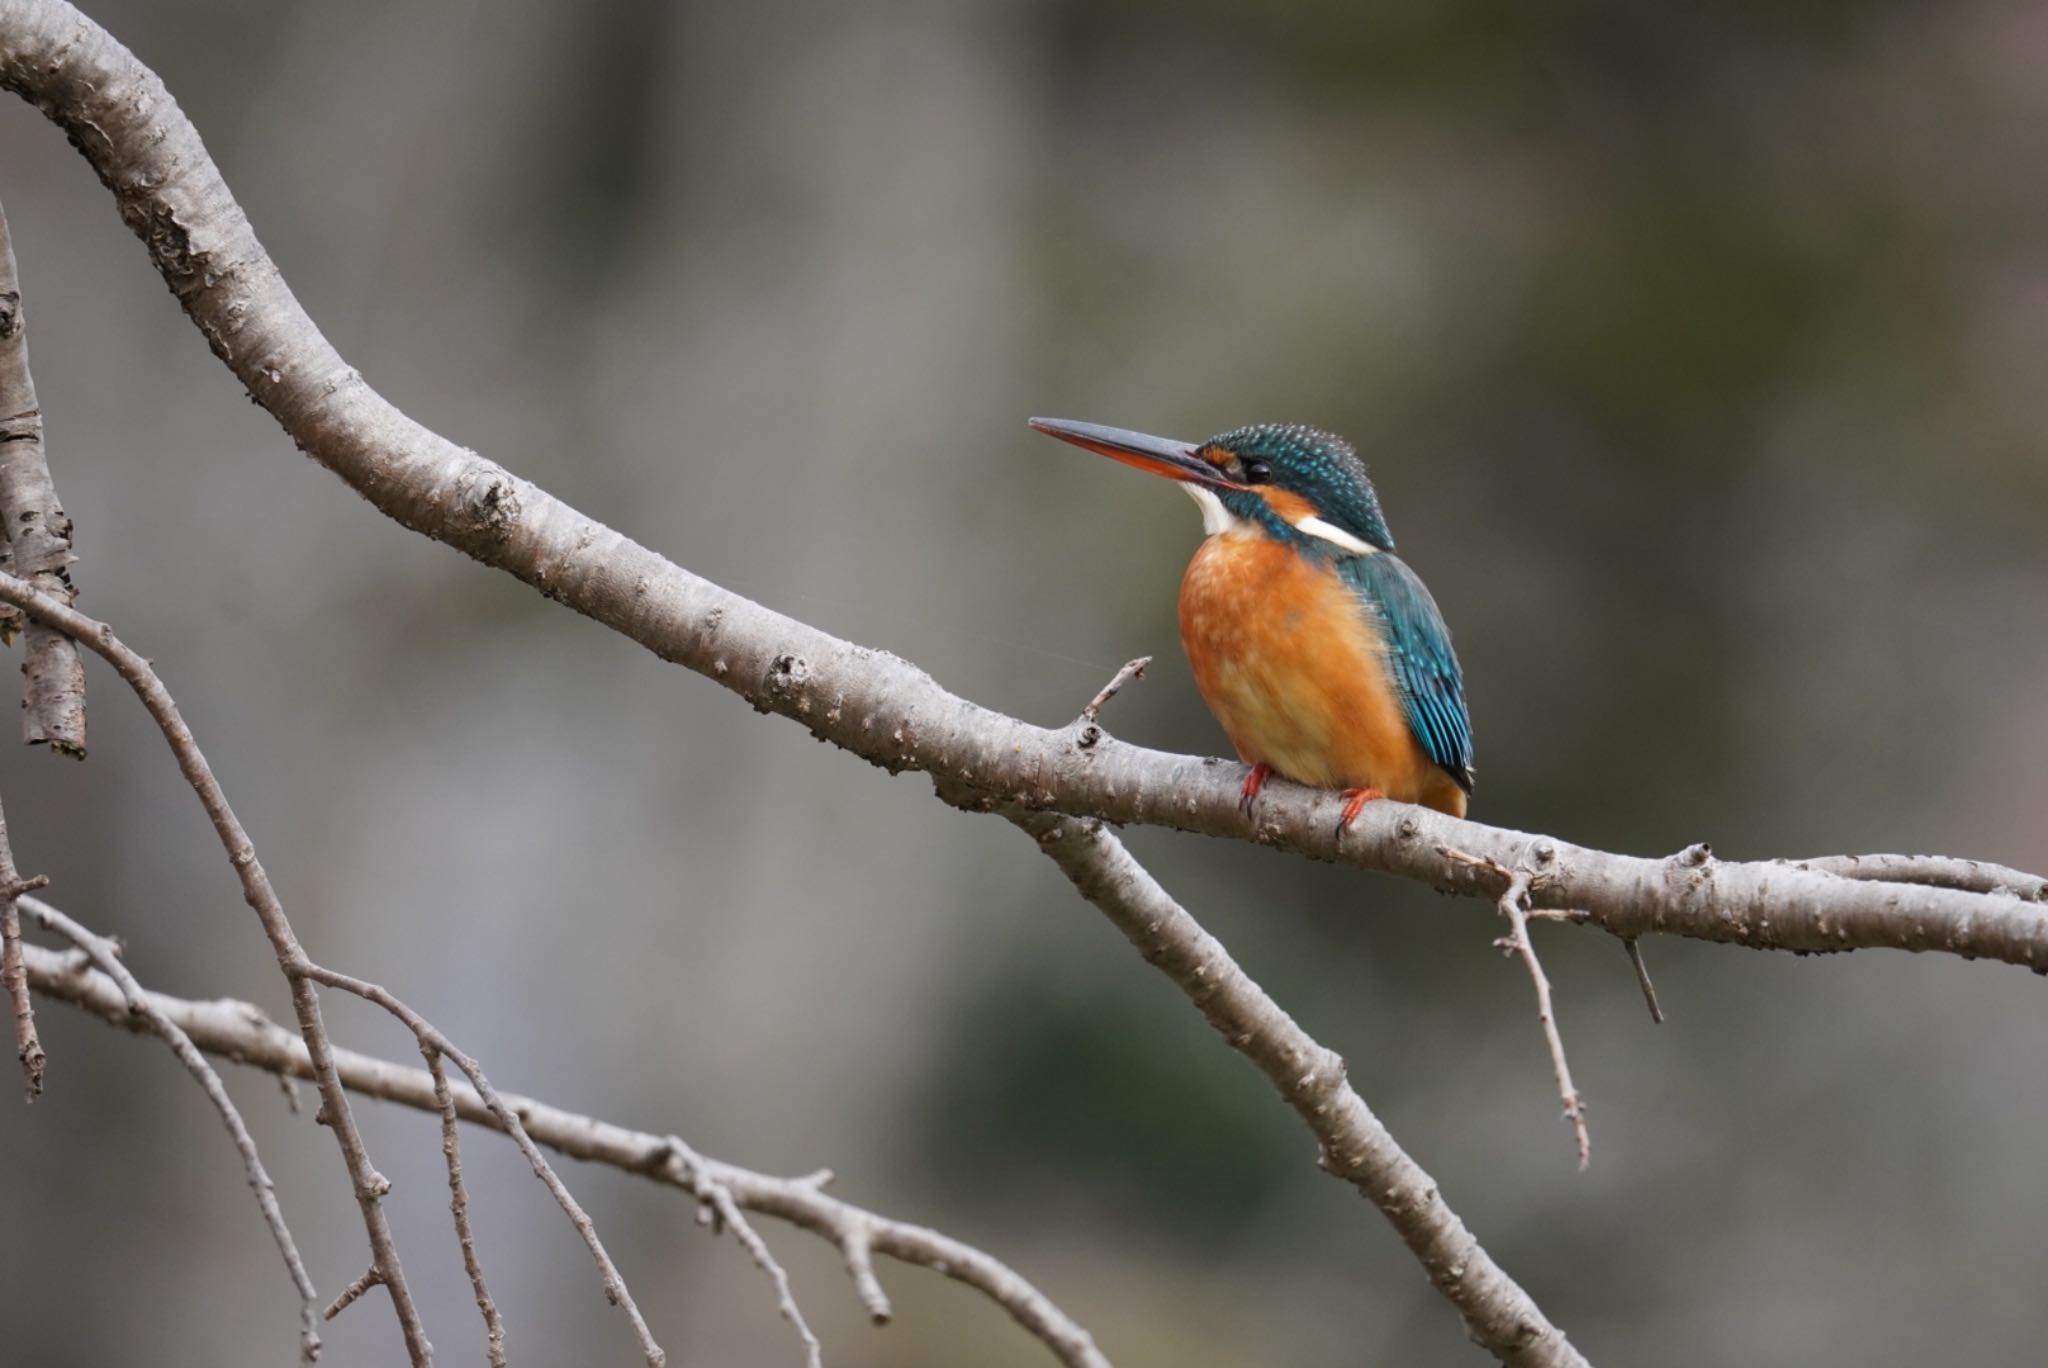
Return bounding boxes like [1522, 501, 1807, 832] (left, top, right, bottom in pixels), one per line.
[1003, 807, 1586, 1367]
[0, 197, 86, 755]
[2, 0, 2039, 980]
[18, 934, 1112, 1368]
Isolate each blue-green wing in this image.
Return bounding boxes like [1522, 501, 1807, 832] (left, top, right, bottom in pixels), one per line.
[1340, 553, 1475, 793]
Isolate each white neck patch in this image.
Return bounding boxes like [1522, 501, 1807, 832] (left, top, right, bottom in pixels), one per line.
[1180, 483, 1378, 556]
[1291, 514, 1378, 556]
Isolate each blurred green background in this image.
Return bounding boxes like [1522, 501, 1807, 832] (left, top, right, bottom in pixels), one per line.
[3, 1, 2047, 1364]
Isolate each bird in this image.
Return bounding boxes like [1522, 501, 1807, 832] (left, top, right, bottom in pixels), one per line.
[1029, 417, 1473, 828]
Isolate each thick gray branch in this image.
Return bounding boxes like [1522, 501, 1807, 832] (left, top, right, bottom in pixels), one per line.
[0, 197, 86, 755]
[0, 0, 2040, 976]
[1009, 809, 1585, 1367]
[19, 936, 1110, 1368]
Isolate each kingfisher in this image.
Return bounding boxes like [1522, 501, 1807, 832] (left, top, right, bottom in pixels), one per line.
[1030, 417, 1473, 828]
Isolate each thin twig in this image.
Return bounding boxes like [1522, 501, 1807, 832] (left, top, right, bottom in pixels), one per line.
[835, 1216, 891, 1324]
[1494, 868, 1590, 1171]
[1443, 844, 1624, 1105]
[20, 934, 1110, 1368]
[0, 789, 46, 1099]
[325, 1267, 383, 1322]
[1623, 939, 1664, 1024]
[1079, 657, 1150, 725]
[296, 960, 666, 1368]
[0, 198, 87, 755]
[666, 1134, 823, 1368]
[0, 570, 429, 1362]
[18, 896, 321, 1361]
[430, 1050, 506, 1368]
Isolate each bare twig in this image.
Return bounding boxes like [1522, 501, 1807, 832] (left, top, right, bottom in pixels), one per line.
[1622, 940, 1664, 1025]
[665, 1134, 822, 1368]
[1006, 808, 1587, 1368]
[430, 1051, 506, 1368]
[20, 935, 1110, 1368]
[832, 1210, 891, 1325]
[17, 896, 321, 1361]
[0, 198, 86, 755]
[1079, 656, 1150, 725]
[325, 1267, 383, 1322]
[1492, 867, 1590, 1171]
[0, 571, 429, 1362]
[0, 790, 46, 1099]
[293, 959, 666, 1367]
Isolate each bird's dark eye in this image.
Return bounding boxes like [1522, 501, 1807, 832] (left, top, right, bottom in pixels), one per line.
[1241, 459, 1271, 484]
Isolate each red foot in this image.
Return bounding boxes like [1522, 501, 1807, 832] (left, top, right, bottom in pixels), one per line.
[1238, 763, 1274, 818]
[1335, 787, 1385, 837]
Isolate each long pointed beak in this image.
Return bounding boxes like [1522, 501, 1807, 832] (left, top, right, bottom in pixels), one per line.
[1028, 417, 1242, 489]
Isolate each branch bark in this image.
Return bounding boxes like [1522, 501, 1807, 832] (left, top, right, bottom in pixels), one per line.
[0, 197, 86, 755]
[18, 933, 1111, 1368]
[1783, 853, 2048, 902]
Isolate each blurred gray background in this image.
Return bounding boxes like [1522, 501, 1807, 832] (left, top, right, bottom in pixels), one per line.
[4, 1, 2047, 1364]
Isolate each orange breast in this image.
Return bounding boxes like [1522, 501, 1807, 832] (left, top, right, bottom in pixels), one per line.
[1178, 533, 1466, 816]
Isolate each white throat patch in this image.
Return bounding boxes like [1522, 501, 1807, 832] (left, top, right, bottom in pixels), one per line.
[1179, 483, 1247, 537]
